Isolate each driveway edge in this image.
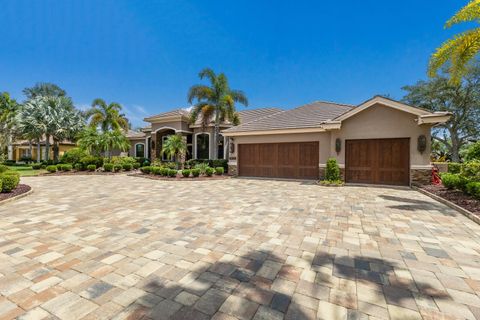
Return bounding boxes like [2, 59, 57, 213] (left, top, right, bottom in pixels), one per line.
[0, 187, 34, 206]
[414, 186, 480, 225]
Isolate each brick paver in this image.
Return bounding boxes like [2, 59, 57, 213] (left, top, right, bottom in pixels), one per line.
[1, 175, 480, 319]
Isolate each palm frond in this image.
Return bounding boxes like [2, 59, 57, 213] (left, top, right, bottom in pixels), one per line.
[91, 98, 107, 109]
[446, 0, 480, 28]
[229, 90, 249, 106]
[187, 85, 214, 103]
[198, 68, 216, 84]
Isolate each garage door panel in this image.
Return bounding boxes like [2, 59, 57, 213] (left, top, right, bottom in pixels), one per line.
[346, 138, 409, 186]
[239, 142, 318, 179]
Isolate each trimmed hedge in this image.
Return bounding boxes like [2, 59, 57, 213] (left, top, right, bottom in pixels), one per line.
[151, 167, 162, 175]
[60, 164, 73, 171]
[46, 165, 57, 173]
[466, 181, 480, 199]
[205, 167, 214, 177]
[74, 163, 83, 171]
[123, 163, 133, 171]
[113, 164, 123, 172]
[87, 164, 96, 172]
[0, 165, 8, 173]
[191, 168, 200, 177]
[325, 158, 340, 181]
[1, 174, 19, 192]
[448, 162, 462, 174]
[133, 163, 141, 170]
[215, 167, 224, 175]
[182, 169, 191, 177]
[103, 163, 114, 172]
[168, 169, 177, 177]
[31, 163, 42, 170]
[140, 166, 152, 174]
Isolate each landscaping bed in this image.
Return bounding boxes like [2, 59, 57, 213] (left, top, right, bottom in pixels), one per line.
[420, 184, 480, 215]
[0, 184, 31, 202]
[130, 172, 230, 181]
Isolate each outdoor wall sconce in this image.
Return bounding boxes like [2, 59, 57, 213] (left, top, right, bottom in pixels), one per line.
[229, 138, 235, 153]
[417, 135, 427, 153]
[335, 138, 341, 154]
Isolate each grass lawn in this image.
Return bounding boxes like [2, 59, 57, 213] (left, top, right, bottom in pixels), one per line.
[7, 166, 46, 177]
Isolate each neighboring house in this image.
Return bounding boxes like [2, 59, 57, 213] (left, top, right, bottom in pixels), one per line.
[222, 96, 450, 186]
[11, 137, 76, 161]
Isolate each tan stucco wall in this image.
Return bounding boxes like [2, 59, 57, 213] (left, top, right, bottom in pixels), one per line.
[151, 120, 191, 133]
[13, 144, 76, 161]
[329, 104, 431, 167]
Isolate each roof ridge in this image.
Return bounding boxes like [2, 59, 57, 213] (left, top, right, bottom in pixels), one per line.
[234, 108, 287, 127]
[300, 100, 355, 109]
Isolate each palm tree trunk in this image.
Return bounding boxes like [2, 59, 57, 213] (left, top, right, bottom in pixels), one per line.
[53, 140, 59, 162]
[45, 134, 50, 161]
[29, 140, 33, 162]
[7, 134, 13, 161]
[36, 139, 41, 163]
[213, 111, 220, 160]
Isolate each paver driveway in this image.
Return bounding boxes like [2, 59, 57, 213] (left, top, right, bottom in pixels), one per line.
[1, 175, 480, 320]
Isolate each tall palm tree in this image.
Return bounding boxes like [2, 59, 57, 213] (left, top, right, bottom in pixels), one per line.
[87, 98, 129, 133]
[16, 98, 48, 162]
[23, 82, 66, 100]
[0, 92, 19, 160]
[429, 0, 480, 83]
[77, 127, 103, 156]
[188, 68, 248, 159]
[100, 130, 130, 159]
[161, 134, 187, 168]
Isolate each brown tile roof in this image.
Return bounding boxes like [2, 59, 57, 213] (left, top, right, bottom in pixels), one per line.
[126, 130, 146, 139]
[144, 108, 191, 121]
[237, 108, 283, 125]
[223, 101, 354, 133]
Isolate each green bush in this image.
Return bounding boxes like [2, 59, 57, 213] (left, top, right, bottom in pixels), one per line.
[466, 181, 480, 199]
[159, 167, 168, 176]
[325, 158, 340, 181]
[448, 162, 462, 174]
[461, 161, 480, 181]
[205, 167, 214, 177]
[215, 167, 224, 175]
[212, 159, 228, 172]
[194, 163, 209, 174]
[0, 164, 9, 173]
[182, 169, 191, 177]
[151, 166, 162, 175]
[46, 165, 57, 173]
[1, 174, 19, 192]
[168, 169, 177, 177]
[191, 168, 200, 177]
[61, 148, 88, 164]
[122, 163, 133, 171]
[87, 164, 96, 172]
[109, 156, 137, 166]
[41, 164, 47, 169]
[80, 156, 104, 168]
[464, 141, 480, 161]
[441, 173, 460, 189]
[74, 163, 83, 171]
[113, 164, 123, 172]
[140, 166, 152, 174]
[61, 164, 73, 171]
[103, 163, 114, 172]
[31, 163, 42, 170]
[133, 163, 141, 170]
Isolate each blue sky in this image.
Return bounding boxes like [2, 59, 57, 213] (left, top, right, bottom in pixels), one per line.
[0, 0, 468, 127]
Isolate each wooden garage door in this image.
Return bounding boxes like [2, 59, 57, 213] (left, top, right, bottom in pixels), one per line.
[345, 138, 410, 186]
[238, 142, 319, 179]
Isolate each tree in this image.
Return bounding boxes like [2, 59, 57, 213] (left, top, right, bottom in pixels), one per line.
[0, 92, 19, 160]
[15, 99, 47, 162]
[188, 68, 248, 159]
[402, 64, 480, 162]
[429, 0, 480, 83]
[77, 127, 103, 156]
[77, 128, 129, 159]
[23, 82, 66, 100]
[86, 98, 129, 133]
[161, 134, 187, 168]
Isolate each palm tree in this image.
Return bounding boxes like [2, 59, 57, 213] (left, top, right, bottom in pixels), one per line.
[77, 127, 103, 156]
[23, 82, 66, 100]
[429, 0, 480, 83]
[16, 98, 48, 162]
[161, 134, 187, 168]
[188, 68, 248, 159]
[86, 98, 129, 133]
[100, 130, 130, 159]
[50, 105, 85, 161]
[0, 92, 19, 160]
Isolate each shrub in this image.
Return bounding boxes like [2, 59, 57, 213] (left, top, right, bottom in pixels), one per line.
[182, 169, 191, 177]
[212, 159, 228, 172]
[110, 156, 137, 166]
[325, 158, 340, 181]
[191, 168, 200, 177]
[466, 181, 480, 199]
[3, 160, 15, 166]
[441, 173, 460, 189]
[61, 164, 73, 171]
[61, 148, 88, 164]
[215, 167, 224, 175]
[113, 164, 123, 172]
[140, 166, 152, 174]
[448, 162, 462, 174]
[464, 141, 480, 161]
[160, 167, 168, 176]
[168, 169, 178, 177]
[122, 163, 133, 171]
[46, 165, 57, 173]
[0, 164, 9, 173]
[41, 164, 47, 169]
[142, 160, 151, 167]
[31, 163, 42, 170]
[133, 163, 141, 170]
[151, 167, 162, 175]
[74, 163, 83, 171]
[1, 174, 19, 192]
[80, 156, 103, 168]
[194, 163, 209, 174]
[205, 167, 214, 177]
[87, 164, 96, 172]
[461, 161, 480, 181]
[103, 163, 114, 172]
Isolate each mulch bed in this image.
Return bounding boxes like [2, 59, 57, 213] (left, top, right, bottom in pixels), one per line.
[38, 171, 133, 176]
[0, 184, 31, 202]
[420, 184, 480, 215]
[129, 173, 231, 181]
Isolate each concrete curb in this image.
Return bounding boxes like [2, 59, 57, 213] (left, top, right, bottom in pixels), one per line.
[414, 186, 480, 225]
[0, 187, 34, 206]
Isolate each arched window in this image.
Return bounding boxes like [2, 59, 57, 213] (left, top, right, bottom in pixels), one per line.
[196, 133, 210, 159]
[135, 143, 145, 158]
[218, 135, 225, 159]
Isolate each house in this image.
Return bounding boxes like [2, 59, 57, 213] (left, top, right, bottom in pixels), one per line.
[11, 137, 76, 162]
[131, 96, 450, 186]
